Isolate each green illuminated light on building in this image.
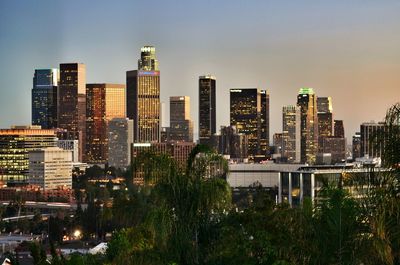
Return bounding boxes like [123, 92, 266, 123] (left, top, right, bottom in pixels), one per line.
[299, 87, 314, 95]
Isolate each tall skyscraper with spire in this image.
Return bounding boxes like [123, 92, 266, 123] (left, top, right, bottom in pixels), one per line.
[127, 46, 160, 143]
[297, 87, 318, 164]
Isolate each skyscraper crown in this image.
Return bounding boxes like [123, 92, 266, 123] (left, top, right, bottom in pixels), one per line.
[299, 87, 314, 95]
[138, 45, 159, 71]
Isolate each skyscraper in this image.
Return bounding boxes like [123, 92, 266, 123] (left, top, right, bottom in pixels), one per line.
[260, 90, 270, 156]
[360, 122, 386, 159]
[58, 63, 86, 161]
[86, 83, 126, 163]
[214, 126, 248, 159]
[282, 105, 301, 163]
[297, 87, 318, 164]
[352, 132, 361, 160]
[108, 118, 134, 170]
[230, 88, 269, 159]
[199, 75, 216, 146]
[317, 97, 333, 138]
[32, 69, 58, 129]
[169, 96, 193, 142]
[334, 120, 345, 138]
[317, 97, 332, 113]
[127, 46, 160, 143]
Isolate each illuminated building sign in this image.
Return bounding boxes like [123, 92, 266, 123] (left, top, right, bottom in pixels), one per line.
[133, 143, 151, 147]
[138, 70, 160, 76]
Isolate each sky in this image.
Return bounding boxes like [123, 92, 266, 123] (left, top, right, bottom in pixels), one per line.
[1, 0, 400, 141]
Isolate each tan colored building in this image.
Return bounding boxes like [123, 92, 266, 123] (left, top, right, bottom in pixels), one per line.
[86, 83, 126, 164]
[28, 147, 72, 190]
[127, 46, 160, 143]
[169, 96, 194, 142]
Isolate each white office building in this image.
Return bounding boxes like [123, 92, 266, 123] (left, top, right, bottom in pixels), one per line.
[28, 147, 72, 190]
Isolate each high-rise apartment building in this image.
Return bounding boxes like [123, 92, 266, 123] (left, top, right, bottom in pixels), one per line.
[199, 75, 216, 146]
[58, 63, 86, 161]
[108, 118, 134, 170]
[32, 69, 58, 129]
[297, 87, 318, 164]
[86, 83, 126, 164]
[127, 46, 160, 143]
[0, 126, 57, 184]
[230, 88, 269, 159]
[28, 147, 72, 190]
[169, 96, 193, 142]
[282, 105, 301, 163]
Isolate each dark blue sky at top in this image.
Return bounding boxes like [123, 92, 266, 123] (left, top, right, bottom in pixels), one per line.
[1, 0, 400, 140]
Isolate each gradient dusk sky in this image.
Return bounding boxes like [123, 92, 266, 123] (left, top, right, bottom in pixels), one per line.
[1, 0, 400, 141]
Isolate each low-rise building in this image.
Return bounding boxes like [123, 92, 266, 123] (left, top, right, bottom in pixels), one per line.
[28, 147, 72, 190]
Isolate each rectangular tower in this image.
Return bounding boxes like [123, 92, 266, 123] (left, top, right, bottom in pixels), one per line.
[86, 83, 126, 164]
[169, 96, 193, 142]
[230, 88, 269, 159]
[108, 118, 134, 170]
[127, 46, 160, 143]
[58, 63, 86, 161]
[282, 105, 301, 163]
[297, 87, 318, 164]
[199, 75, 216, 146]
[32, 69, 59, 129]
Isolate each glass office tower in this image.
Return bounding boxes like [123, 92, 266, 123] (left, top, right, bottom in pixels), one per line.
[297, 87, 318, 164]
[199, 75, 216, 146]
[32, 69, 58, 129]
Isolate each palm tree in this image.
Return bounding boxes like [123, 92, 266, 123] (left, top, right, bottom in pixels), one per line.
[134, 145, 231, 265]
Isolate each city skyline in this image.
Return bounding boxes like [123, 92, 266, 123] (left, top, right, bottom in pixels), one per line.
[1, 1, 400, 141]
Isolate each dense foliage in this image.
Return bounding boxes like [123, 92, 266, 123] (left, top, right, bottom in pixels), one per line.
[20, 103, 400, 265]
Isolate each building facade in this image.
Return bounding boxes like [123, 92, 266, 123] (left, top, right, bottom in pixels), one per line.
[282, 105, 301, 163]
[57, 63, 86, 161]
[230, 88, 269, 160]
[86, 83, 126, 164]
[0, 126, 57, 184]
[360, 122, 386, 159]
[32, 69, 58, 129]
[28, 147, 72, 190]
[108, 118, 134, 170]
[169, 96, 193, 142]
[334, 120, 345, 138]
[213, 126, 248, 159]
[127, 46, 160, 143]
[297, 88, 318, 164]
[199, 75, 216, 146]
[352, 132, 361, 160]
